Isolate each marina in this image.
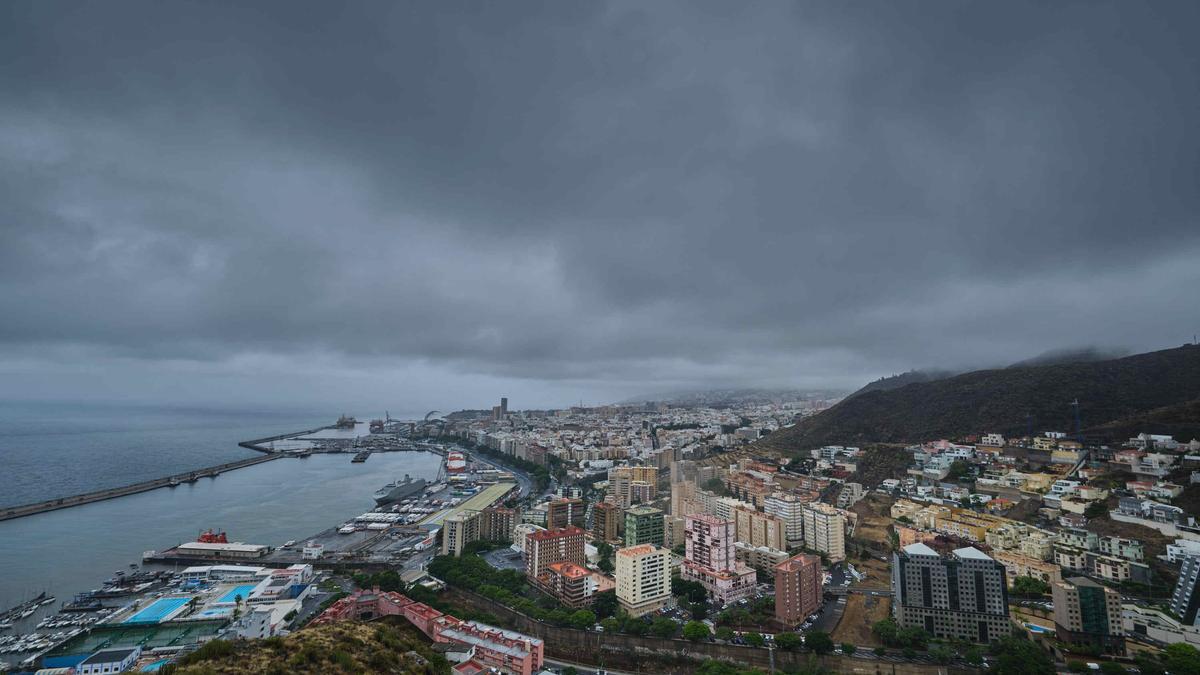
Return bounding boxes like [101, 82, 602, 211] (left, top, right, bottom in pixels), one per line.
[0, 431, 524, 670]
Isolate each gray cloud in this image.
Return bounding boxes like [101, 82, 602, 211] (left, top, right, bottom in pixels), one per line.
[1, 0, 1198, 410]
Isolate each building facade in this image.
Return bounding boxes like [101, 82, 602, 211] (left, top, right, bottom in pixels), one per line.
[802, 502, 846, 562]
[891, 543, 1010, 643]
[443, 511, 481, 556]
[1053, 577, 1125, 655]
[734, 506, 787, 551]
[615, 544, 672, 617]
[525, 526, 586, 582]
[774, 553, 822, 627]
[625, 506, 665, 547]
[681, 513, 756, 605]
[1170, 555, 1200, 626]
[592, 501, 622, 543]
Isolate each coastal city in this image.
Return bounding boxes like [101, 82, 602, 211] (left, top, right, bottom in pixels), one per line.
[2, 390, 1199, 675]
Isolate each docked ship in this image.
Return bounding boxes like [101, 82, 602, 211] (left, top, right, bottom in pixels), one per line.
[335, 414, 358, 429]
[446, 451, 467, 474]
[373, 475, 428, 506]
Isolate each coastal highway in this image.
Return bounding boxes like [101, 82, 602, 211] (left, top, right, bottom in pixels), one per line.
[466, 450, 535, 501]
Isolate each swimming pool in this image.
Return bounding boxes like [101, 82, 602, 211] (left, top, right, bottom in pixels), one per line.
[124, 597, 190, 624]
[217, 584, 257, 604]
[1023, 622, 1054, 634]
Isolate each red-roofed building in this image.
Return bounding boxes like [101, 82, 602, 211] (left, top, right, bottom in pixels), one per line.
[524, 526, 586, 582]
[541, 561, 597, 607]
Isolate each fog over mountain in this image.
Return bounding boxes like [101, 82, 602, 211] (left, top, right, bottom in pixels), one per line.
[1, 1, 1198, 412]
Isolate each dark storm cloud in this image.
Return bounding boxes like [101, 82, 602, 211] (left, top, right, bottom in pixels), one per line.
[1, 0, 1198, 407]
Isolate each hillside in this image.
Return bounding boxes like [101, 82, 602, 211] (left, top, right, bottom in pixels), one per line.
[163, 620, 448, 675]
[757, 344, 1200, 452]
[846, 370, 954, 399]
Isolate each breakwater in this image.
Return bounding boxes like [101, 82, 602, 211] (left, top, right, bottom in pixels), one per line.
[0, 452, 285, 522]
[1, 426, 341, 521]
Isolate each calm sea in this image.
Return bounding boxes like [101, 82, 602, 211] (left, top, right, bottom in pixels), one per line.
[0, 401, 438, 626]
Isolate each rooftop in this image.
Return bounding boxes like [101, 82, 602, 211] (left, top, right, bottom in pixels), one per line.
[547, 561, 591, 579]
[902, 542, 939, 557]
[953, 547, 994, 561]
[80, 647, 139, 665]
[616, 544, 662, 557]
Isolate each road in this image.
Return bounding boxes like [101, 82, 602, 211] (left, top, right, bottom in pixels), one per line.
[543, 657, 637, 675]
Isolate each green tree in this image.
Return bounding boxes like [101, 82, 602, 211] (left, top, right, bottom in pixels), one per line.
[1011, 575, 1050, 597]
[596, 541, 615, 574]
[600, 617, 620, 633]
[672, 578, 708, 604]
[946, 460, 971, 481]
[563, 668, 577, 675]
[989, 636, 1054, 675]
[1067, 661, 1088, 673]
[715, 626, 735, 642]
[841, 643, 856, 656]
[873, 646, 887, 657]
[895, 626, 929, 649]
[624, 619, 648, 636]
[1164, 643, 1200, 675]
[872, 618, 898, 645]
[745, 632, 765, 647]
[805, 630, 834, 655]
[1098, 662, 1126, 675]
[1084, 502, 1108, 519]
[591, 590, 618, 619]
[651, 617, 678, 638]
[683, 620, 710, 642]
[569, 609, 596, 630]
[774, 632, 802, 651]
[965, 647, 984, 666]
[929, 645, 953, 664]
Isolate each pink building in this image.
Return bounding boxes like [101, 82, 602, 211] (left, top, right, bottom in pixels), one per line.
[317, 589, 545, 675]
[310, 588, 413, 625]
[682, 513, 756, 605]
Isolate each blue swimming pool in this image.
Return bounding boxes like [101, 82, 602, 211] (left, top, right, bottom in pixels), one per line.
[125, 597, 190, 624]
[217, 584, 257, 603]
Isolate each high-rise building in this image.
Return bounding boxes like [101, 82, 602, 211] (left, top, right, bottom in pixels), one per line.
[663, 515, 686, 549]
[442, 511, 481, 556]
[480, 507, 517, 543]
[1169, 555, 1200, 626]
[525, 527, 587, 583]
[681, 513, 756, 605]
[774, 553, 823, 627]
[625, 506, 665, 547]
[891, 543, 1010, 643]
[547, 498, 586, 530]
[593, 502, 622, 543]
[734, 506, 787, 551]
[615, 544, 672, 617]
[609, 466, 658, 508]
[802, 502, 846, 562]
[1052, 577, 1125, 654]
[764, 493, 806, 547]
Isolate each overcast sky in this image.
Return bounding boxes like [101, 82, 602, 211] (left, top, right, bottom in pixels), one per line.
[1, 1, 1198, 413]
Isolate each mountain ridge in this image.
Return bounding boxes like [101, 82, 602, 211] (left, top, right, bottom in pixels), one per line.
[757, 344, 1200, 452]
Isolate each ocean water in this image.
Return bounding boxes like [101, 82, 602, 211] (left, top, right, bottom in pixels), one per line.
[0, 401, 438, 625]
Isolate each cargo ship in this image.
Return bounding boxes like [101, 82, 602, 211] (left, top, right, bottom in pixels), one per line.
[373, 475, 428, 506]
[335, 414, 357, 429]
[446, 451, 467, 474]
